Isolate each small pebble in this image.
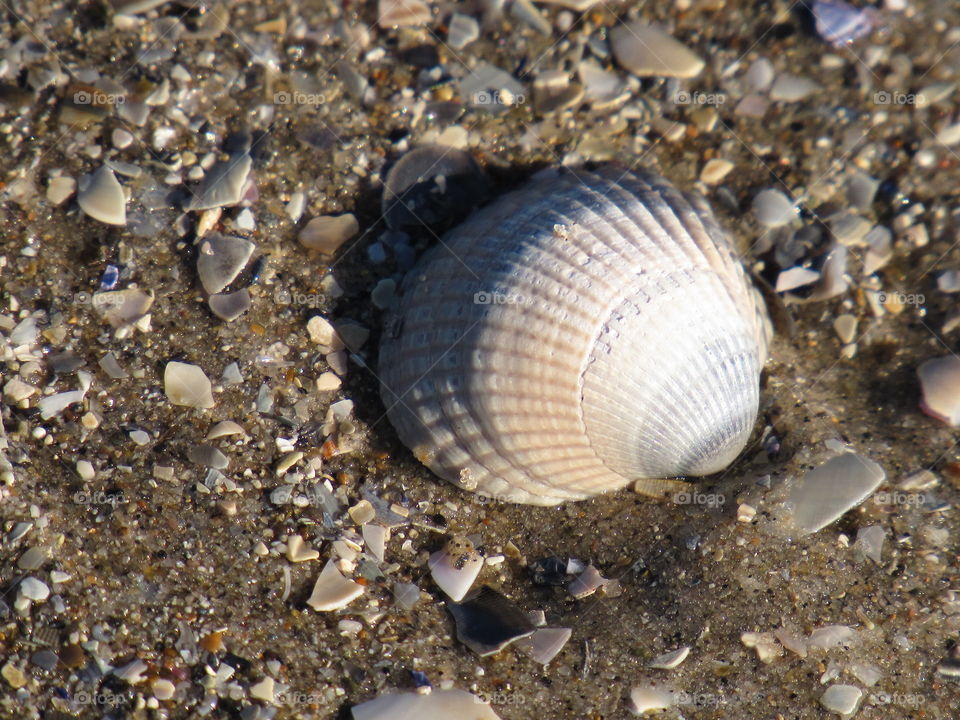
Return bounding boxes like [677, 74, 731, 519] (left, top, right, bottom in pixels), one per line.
[699, 158, 734, 185]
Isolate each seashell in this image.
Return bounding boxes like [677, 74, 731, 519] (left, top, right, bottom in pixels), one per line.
[379, 166, 771, 505]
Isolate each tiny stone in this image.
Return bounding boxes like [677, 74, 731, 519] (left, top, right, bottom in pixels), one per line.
[700, 158, 734, 185]
[152, 678, 176, 700]
[348, 499, 376, 525]
[833, 314, 858, 344]
[76, 460, 96, 481]
[111, 128, 134, 149]
[315, 372, 342, 391]
[1, 663, 27, 689]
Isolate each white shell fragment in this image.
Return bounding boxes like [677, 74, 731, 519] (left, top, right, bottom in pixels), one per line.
[208, 289, 251, 322]
[516, 627, 572, 665]
[38, 391, 85, 420]
[186, 153, 252, 211]
[649, 646, 691, 670]
[917, 356, 960, 425]
[47, 175, 76, 205]
[77, 166, 127, 225]
[429, 536, 482, 601]
[610, 22, 704, 78]
[568, 564, 609, 599]
[752, 188, 797, 228]
[307, 560, 365, 611]
[628, 686, 674, 714]
[820, 684, 862, 716]
[854, 525, 885, 562]
[197, 234, 255, 294]
[362, 524, 388, 562]
[380, 166, 770, 505]
[789, 454, 885, 534]
[351, 689, 501, 720]
[164, 361, 215, 409]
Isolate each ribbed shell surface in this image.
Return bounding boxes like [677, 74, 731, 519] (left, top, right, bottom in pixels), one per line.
[379, 166, 769, 505]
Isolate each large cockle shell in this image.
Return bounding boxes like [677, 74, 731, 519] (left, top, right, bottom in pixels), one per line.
[379, 166, 770, 505]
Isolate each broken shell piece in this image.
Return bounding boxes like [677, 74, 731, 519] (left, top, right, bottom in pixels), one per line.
[299, 214, 359, 254]
[610, 22, 705, 79]
[807, 624, 858, 650]
[206, 420, 245, 439]
[820, 684, 863, 716]
[197, 234, 255, 294]
[649, 646, 690, 670]
[628, 685, 674, 715]
[789, 453, 885, 534]
[361, 524, 388, 563]
[774, 628, 808, 657]
[918, 356, 960, 425]
[447, 586, 536, 656]
[307, 559, 365, 611]
[429, 536, 483, 601]
[741, 631, 783, 663]
[568, 564, 609, 599]
[208, 289, 251, 321]
[286, 535, 320, 563]
[351, 689, 501, 720]
[164, 361, 215, 409]
[78, 166, 127, 225]
[186, 153, 253, 210]
[516, 627, 573, 665]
